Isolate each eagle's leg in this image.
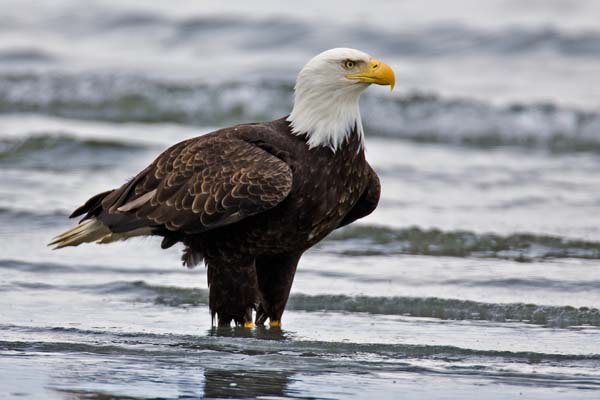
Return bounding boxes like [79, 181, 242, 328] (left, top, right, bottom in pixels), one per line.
[206, 255, 259, 328]
[255, 252, 302, 327]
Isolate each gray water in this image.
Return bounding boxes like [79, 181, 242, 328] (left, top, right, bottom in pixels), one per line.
[1, 0, 600, 399]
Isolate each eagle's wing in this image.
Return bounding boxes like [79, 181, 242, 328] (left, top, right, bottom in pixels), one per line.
[88, 135, 293, 234]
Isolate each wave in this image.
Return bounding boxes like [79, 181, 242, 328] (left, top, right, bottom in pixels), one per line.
[6, 9, 600, 59]
[0, 48, 57, 63]
[9, 279, 594, 328]
[3, 219, 600, 262]
[0, 208, 66, 233]
[150, 17, 600, 58]
[287, 294, 600, 328]
[3, 324, 600, 364]
[4, 330, 600, 397]
[0, 73, 292, 125]
[0, 259, 193, 276]
[0, 134, 147, 170]
[362, 94, 600, 152]
[139, 282, 600, 328]
[323, 225, 600, 261]
[1, 73, 599, 152]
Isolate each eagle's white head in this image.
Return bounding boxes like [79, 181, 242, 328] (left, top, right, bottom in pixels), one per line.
[287, 48, 395, 152]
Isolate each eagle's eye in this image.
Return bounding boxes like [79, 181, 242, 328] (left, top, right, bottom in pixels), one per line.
[343, 60, 356, 70]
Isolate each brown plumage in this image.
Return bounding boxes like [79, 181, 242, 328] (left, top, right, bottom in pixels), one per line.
[49, 48, 394, 327]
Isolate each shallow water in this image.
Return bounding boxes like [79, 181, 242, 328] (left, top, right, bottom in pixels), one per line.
[1, 1, 600, 399]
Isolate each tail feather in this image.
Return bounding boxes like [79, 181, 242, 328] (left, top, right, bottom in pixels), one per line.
[51, 187, 156, 249]
[69, 190, 113, 219]
[48, 219, 111, 249]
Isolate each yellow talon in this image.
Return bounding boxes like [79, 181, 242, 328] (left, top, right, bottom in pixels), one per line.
[269, 320, 281, 328]
[243, 321, 254, 329]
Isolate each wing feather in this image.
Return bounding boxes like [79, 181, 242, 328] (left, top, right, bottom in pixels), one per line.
[97, 135, 292, 234]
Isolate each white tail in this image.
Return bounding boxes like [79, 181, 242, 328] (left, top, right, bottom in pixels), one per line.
[48, 218, 111, 249]
[48, 218, 153, 249]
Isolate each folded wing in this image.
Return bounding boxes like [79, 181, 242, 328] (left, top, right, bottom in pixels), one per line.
[54, 134, 293, 248]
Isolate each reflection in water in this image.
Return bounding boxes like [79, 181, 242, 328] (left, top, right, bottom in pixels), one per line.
[51, 366, 295, 400]
[202, 328, 297, 398]
[52, 389, 142, 399]
[203, 368, 293, 399]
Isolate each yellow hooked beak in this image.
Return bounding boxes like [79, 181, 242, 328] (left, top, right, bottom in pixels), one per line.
[346, 59, 395, 91]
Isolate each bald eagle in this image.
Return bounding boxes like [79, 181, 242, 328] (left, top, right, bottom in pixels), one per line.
[49, 48, 395, 328]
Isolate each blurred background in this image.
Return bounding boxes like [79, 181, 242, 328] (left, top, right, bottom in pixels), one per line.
[1, 1, 600, 399]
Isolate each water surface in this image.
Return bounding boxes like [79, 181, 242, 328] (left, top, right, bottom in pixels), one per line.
[1, 1, 599, 398]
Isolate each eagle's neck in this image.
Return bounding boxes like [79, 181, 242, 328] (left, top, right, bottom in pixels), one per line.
[287, 82, 365, 152]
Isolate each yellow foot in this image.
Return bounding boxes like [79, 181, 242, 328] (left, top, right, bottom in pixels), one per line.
[243, 321, 255, 329]
[269, 320, 281, 328]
